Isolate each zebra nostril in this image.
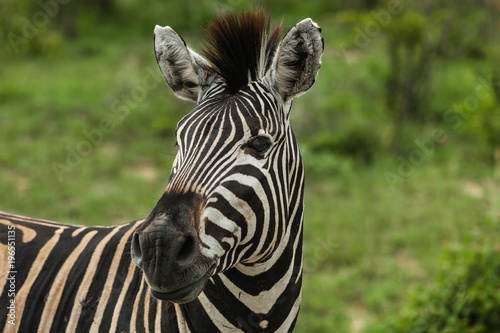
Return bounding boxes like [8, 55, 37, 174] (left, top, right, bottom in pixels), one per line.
[131, 232, 143, 268]
[176, 233, 198, 267]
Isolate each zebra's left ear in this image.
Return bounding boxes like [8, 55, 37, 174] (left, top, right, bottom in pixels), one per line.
[265, 19, 324, 103]
[154, 25, 216, 103]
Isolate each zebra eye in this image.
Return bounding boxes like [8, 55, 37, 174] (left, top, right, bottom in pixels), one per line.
[248, 136, 272, 154]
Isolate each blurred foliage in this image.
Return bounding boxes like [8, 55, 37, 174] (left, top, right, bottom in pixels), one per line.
[369, 241, 500, 333]
[453, 75, 500, 155]
[307, 124, 382, 164]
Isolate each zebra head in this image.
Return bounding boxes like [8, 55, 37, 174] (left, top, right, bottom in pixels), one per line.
[131, 10, 323, 305]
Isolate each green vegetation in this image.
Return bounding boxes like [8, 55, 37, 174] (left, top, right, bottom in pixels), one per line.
[1, 1, 499, 331]
[369, 242, 500, 333]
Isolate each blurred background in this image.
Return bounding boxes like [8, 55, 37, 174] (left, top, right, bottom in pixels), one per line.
[1, 0, 499, 331]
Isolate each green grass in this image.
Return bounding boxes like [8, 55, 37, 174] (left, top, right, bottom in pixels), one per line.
[0, 36, 185, 224]
[298, 152, 495, 332]
[1, 29, 498, 332]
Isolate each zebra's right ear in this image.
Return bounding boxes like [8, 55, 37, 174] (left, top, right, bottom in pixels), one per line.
[154, 25, 216, 103]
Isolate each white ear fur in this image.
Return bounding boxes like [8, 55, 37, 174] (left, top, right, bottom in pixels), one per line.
[265, 19, 323, 103]
[154, 25, 216, 103]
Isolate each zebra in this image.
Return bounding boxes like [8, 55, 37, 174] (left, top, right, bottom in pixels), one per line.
[0, 9, 323, 332]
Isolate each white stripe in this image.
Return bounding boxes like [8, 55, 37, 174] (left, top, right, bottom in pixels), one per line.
[108, 260, 139, 332]
[39, 230, 98, 333]
[198, 292, 243, 332]
[2, 227, 64, 333]
[130, 276, 145, 333]
[65, 225, 124, 331]
[96, 221, 142, 331]
[174, 303, 191, 333]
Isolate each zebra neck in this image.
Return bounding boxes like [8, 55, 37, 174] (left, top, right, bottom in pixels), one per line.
[177, 212, 304, 332]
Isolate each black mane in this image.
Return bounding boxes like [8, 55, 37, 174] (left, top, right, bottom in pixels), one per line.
[203, 9, 282, 93]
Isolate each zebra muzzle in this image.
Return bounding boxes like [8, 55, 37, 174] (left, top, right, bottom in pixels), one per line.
[131, 193, 214, 303]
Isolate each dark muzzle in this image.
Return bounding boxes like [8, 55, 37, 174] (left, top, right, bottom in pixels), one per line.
[131, 192, 212, 303]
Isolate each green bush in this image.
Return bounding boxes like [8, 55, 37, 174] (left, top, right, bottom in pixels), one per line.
[304, 121, 385, 165]
[369, 243, 500, 333]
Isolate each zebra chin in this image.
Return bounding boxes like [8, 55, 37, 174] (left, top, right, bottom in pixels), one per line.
[147, 274, 209, 303]
[140, 258, 217, 303]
